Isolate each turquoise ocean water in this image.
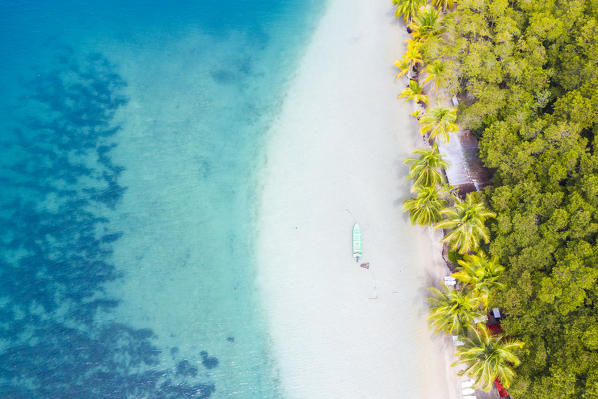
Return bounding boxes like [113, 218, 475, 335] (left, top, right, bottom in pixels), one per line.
[0, 1, 323, 397]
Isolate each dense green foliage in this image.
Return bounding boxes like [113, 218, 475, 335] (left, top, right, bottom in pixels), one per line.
[418, 0, 598, 396]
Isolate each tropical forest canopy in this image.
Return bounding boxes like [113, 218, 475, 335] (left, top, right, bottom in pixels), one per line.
[419, 0, 598, 396]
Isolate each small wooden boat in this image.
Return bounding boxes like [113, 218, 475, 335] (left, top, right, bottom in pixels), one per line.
[352, 223, 362, 262]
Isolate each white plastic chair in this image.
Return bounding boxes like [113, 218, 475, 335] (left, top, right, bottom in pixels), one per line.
[461, 379, 474, 388]
[444, 276, 457, 284]
[452, 335, 464, 346]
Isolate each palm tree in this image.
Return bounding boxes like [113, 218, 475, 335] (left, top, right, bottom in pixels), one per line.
[392, 0, 427, 22]
[393, 59, 411, 79]
[403, 186, 446, 225]
[454, 327, 524, 391]
[404, 39, 424, 74]
[452, 252, 505, 309]
[432, 0, 456, 12]
[418, 106, 458, 143]
[403, 145, 448, 188]
[394, 40, 424, 79]
[408, 6, 443, 41]
[411, 109, 424, 118]
[434, 193, 496, 254]
[398, 80, 429, 104]
[427, 285, 484, 335]
[422, 60, 446, 91]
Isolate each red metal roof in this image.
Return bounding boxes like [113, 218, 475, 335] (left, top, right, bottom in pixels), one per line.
[494, 378, 510, 397]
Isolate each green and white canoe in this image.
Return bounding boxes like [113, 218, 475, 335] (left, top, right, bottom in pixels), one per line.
[352, 223, 362, 262]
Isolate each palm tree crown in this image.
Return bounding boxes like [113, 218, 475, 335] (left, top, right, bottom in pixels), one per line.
[419, 106, 458, 143]
[403, 145, 448, 188]
[422, 60, 446, 91]
[403, 186, 446, 225]
[432, 0, 456, 11]
[434, 193, 497, 254]
[452, 252, 505, 308]
[427, 285, 484, 335]
[409, 6, 443, 41]
[393, 59, 410, 79]
[398, 80, 429, 104]
[454, 327, 524, 391]
[394, 39, 424, 79]
[393, 0, 427, 22]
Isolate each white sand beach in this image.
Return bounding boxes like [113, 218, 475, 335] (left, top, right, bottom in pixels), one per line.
[256, 0, 461, 397]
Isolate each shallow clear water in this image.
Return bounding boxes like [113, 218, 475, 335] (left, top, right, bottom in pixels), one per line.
[0, 1, 324, 397]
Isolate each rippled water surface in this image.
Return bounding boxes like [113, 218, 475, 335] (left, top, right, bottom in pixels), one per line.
[0, 1, 323, 397]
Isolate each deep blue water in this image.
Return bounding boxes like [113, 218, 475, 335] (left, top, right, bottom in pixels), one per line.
[0, 1, 323, 397]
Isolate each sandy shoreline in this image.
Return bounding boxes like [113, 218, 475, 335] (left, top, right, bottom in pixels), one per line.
[256, 0, 460, 397]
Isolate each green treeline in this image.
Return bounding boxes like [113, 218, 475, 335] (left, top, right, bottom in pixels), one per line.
[408, 0, 598, 396]
[395, 0, 527, 391]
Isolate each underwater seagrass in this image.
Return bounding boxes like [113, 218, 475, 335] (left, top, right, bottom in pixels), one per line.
[0, 50, 216, 399]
